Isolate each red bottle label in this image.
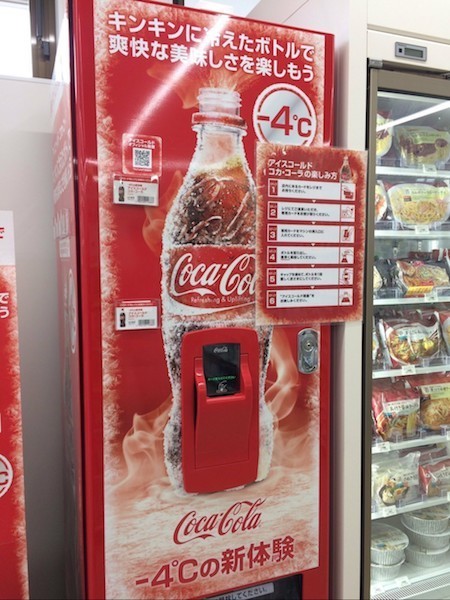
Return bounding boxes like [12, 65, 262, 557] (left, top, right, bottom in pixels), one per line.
[166, 246, 255, 313]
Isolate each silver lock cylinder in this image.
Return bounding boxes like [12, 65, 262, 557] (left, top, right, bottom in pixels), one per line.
[298, 329, 319, 374]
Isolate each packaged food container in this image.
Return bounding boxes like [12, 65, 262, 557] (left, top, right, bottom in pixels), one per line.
[401, 506, 449, 534]
[379, 312, 442, 368]
[371, 380, 420, 442]
[405, 543, 449, 568]
[419, 384, 450, 431]
[376, 114, 393, 159]
[375, 181, 388, 222]
[394, 126, 450, 168]
[395, 259, 450, 297]
[371, 559, 405, 582]
[387, 183, 450, 229]
[371, 523, 409, 565]
[402, 519, 450, 550]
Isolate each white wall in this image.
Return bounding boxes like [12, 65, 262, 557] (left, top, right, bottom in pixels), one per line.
[283, 5, 367, 599]
[0, 76, 64, 599]
[367, 0, 450, 43]
[249, 2, 368, 599]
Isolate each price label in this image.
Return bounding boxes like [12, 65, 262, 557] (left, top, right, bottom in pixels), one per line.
[401, 365, 417, 375]
[373, 442, 391, 453]
[382, 506, 397, 517]
[446, 431, 450, 441]
[422, 164, 437, 175]
[414, 225, 430, 235]
[371, 583, 385, 596]
[115, 300, 159, 331]
[425, 290, 438, 302]
[113, 177, 159, 206]
[447, 491, 450, 502]
[396, 576, 410, 588]
[253, 83, 317, 145]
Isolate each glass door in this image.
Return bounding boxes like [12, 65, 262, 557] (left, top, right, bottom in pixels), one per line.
[364, 68, 450, 600]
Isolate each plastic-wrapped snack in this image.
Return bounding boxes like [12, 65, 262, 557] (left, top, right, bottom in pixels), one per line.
[419, 383, 450, 430]
[379, 311, 442, 367]
[372, 452, 420, 508]
[373, 318, 381, 365]
[418, 445, 449, 464]
[395, 126, 450, 168]
[376, 114, 393, 159]
[419, 457, 450, 497]
[438, 310, 450, 354]
[387, 183, 450, 228]
[375, 181, 388, 222]
[372, 380, 420, 441]
[407, 248, 449, 261]
[373, 259, 393, 294]
[374, 266, 383, 292]
[411, 371, 450, 387]
[395, 259, 450, 297]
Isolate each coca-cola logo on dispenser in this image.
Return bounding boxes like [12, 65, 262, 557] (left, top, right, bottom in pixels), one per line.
[168, 247, 255, 311]
[173, 499, 265, 545]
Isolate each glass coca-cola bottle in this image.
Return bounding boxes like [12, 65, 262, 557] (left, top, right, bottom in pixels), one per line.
[161, 88, 273, 492]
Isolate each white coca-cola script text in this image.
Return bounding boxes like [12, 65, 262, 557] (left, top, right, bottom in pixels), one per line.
[170, 252, 255, 299]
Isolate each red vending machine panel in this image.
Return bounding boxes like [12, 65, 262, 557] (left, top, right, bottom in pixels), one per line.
[0, 212, 29, 600]
[65, 1, 333, 598]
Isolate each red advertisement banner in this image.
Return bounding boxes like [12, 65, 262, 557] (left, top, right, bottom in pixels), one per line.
[0, 211, 29, 600]
[256, 145, 367, 324]
[77, 1, 334, 597]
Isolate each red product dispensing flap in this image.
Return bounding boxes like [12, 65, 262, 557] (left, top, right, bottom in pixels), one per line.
[181, 327, 259, 493]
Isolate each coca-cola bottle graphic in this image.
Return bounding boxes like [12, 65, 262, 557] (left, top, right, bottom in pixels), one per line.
[161, 88, 273, 492]
[339, 154, 353, 182]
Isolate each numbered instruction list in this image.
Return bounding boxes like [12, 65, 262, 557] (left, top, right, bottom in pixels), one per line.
[256, 144, 367, 325]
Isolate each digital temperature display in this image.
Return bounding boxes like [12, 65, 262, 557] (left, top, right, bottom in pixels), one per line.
[395, 42, 427, 61]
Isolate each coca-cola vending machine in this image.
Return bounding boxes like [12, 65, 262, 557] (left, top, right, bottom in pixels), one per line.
[56, 1, 334, 598]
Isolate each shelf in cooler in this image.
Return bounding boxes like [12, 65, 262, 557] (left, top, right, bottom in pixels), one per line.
[373, 296, 450, 306]
[374, 229, 450, 239]
[372, 495, 450, 521]
[371, 553, 450, 600]
[371, 492, 450, 521]
[376, 165, 450, 179]
[373, 362, 450, 379]
[372, 431, 450, 454]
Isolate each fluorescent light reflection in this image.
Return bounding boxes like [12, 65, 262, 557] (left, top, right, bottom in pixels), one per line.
[130, 13, 230, 136]
[377, 99, 450, 132]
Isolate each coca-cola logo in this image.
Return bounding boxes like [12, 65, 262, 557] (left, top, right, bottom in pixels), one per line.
[170, 251, 255, 300]
[173, 498, 265, 545]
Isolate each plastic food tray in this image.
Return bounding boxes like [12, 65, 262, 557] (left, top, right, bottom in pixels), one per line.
[405, 544, 450, 568]
[401, 507, 449, 534]
[402, 519, 450, 550]
[387, 183, 450, 229]
[371, 559, 405, 582]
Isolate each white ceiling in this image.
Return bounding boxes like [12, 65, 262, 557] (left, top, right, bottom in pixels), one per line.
[184, 0, 261, 17]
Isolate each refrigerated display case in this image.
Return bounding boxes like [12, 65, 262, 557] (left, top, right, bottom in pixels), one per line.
[364, 67, 450, 600]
